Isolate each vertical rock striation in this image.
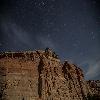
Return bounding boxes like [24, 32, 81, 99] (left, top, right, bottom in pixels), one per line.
[0, 49, 100, 100]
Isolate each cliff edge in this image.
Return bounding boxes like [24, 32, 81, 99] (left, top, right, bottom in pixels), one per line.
[0, 48, 100, 100]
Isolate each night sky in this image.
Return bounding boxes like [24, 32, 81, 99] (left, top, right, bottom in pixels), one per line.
[0, 0, 100, 80]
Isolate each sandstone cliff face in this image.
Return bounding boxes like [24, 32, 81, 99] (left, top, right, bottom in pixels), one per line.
[86, 80, 100, 96]
[0, 49, 100, 100]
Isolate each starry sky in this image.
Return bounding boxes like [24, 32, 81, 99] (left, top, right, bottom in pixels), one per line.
[0, 0, 100, 80]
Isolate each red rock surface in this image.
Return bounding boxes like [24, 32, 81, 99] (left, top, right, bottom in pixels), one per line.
[0, 49, 100, 100]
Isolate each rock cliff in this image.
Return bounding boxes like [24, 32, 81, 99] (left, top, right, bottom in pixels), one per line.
[0, 49, 100, 100]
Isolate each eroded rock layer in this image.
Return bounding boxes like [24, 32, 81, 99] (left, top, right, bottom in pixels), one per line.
[0, 49, 100, 100]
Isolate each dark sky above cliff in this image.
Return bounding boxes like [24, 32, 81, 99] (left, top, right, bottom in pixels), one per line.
[0, 0, 100, 80]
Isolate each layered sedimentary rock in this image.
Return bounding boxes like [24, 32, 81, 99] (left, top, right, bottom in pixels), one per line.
[0, 49, 100, 100]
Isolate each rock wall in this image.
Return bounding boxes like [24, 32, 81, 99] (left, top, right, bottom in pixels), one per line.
[0, 50, 100, 100]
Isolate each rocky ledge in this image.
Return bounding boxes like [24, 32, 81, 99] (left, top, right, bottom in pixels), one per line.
[0, 48, 100, 100]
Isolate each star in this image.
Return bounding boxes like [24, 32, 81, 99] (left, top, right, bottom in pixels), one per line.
[79, 52, 84, 56]
[92, 36, 95, 40]
[90, 32, 96, 40]
[63, 23, 66, 26]
[41, 1, 45, 6]
[47, 34, 50, 38]
[73, 43, 78, 47]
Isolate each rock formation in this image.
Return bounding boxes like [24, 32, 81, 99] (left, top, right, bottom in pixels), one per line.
[0, 49, 100, 100]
